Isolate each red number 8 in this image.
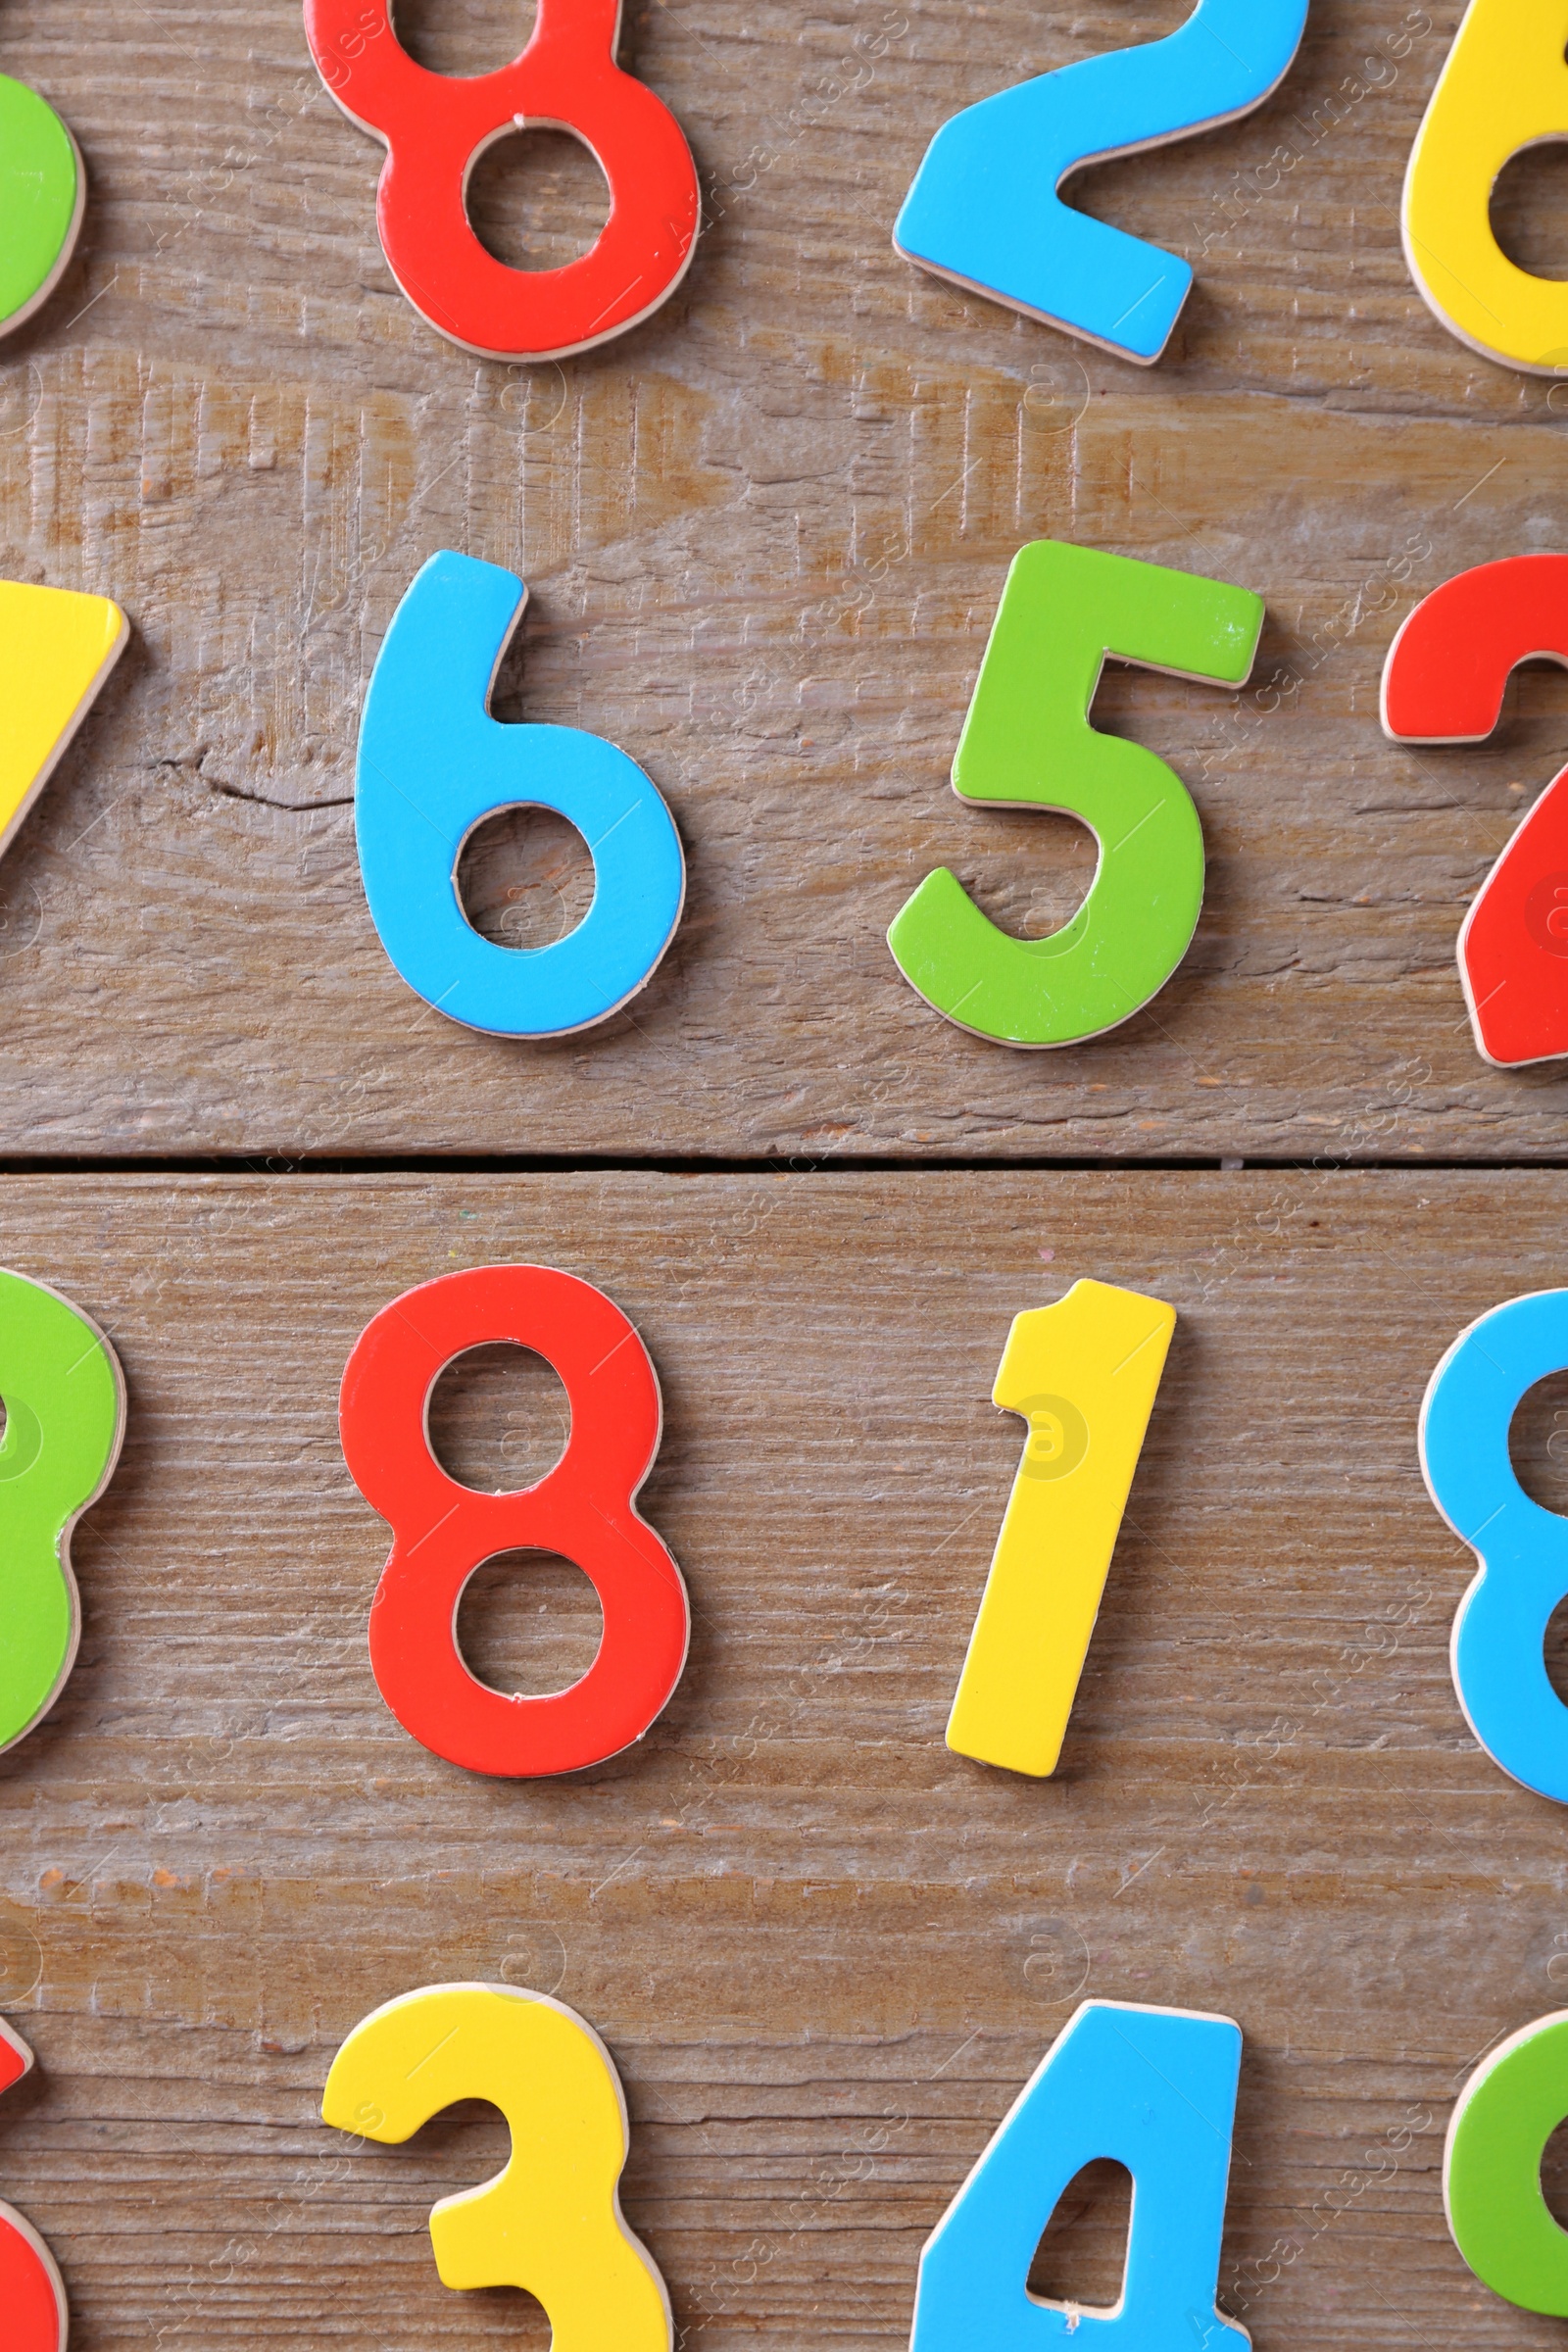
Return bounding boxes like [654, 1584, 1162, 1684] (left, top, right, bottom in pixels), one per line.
[302, 0, 700, 361]
[339, 1266, 690, 1776]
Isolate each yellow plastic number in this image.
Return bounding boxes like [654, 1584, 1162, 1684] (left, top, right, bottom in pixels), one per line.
[321, 1983, 671, 2352]
[947, 1279, 1175, 1779]
[1403, 0, 1568, 373]
[0, 582, 126, 857]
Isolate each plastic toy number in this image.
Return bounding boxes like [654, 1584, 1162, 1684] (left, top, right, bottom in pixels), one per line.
[893, 0, 1307, 363]
[0, 582, 127, 863]
[947, 1280, 1175, 1779]
[1403, 0, 1568, 374]
[1446, 2010, 1568, 2313]
[0, 77, 84, 339]
[1383, 555, 1568, 1068]
[322, 1983, 671, 2352]
[0, 2022, 68, 2352]
[887, 540, 1263, 1048]
[357, 552, 685, 1038]
[910, 1998, 1248, 2352]
[1419, 1289, 1568, 1804]
[339, 1264, 689, 1777]
[303, 0, 699, 361]
[0, 1267, 126, 1755]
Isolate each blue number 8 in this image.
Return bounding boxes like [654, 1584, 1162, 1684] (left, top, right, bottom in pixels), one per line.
[1421, 1291, 1568, 1803]
[356, 550, 684, 1037]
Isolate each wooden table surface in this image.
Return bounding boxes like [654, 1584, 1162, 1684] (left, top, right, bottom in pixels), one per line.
[0, 0, 1563, 1160]
[4, 0, 1568, 2346]
[3, 1168, 1568, 2352]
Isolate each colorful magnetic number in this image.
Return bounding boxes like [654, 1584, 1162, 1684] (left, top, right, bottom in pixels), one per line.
[910, 1998, 1248, 2352]
[0, 2021, 68, 2352]
[948, 1280, 1174, 1779]
[1419, 1289, 1568, 1804]
[0, 1267, 125, 1756]
[893, 0, 1307, 364]
[887, 540, 1263, 1048]
[357, 551, 684, 1038]
[1382, 555, 1568, 1068]
[322, 1983, 671, 2352]
[0, 582, 127, 862]
[0, 78, 84, 339]
[1446, 2010, 1568, 2313]
[1403, 0, 1568, 373]
[339, 1263, 689, 1777]
[303, 0, 699, 361]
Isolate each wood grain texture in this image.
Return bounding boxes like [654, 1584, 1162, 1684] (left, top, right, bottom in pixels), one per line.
[0, 0, 1565, 1153]
[0, 1167, 1562, 2347]
[6, 0, 1568, 2344]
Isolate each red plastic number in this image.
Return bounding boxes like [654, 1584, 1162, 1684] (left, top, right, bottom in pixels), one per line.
[303, 0, 699, 361]
[339, 1265, 689, 1777]
[1383, 553, 1568, 1068]
[0, 2022, 68, 2352]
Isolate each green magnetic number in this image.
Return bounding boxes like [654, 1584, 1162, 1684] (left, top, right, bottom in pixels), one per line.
[1446, 2010, 1568, 2313]
[0, 1268, 124, 1754]
[0, 74, 83, 335]
[886, 539, 1264, 1047]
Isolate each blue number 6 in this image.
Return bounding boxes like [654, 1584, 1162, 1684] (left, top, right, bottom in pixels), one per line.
[356, 550, 685, 1037]
[1421, 1290, 1568, 1804]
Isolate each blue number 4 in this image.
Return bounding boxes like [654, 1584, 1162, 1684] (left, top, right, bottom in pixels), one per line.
[911, 2000, 1248, 2352]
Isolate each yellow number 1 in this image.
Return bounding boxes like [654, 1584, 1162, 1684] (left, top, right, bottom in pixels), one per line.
[1403, 0, 1568, 374]
[947, 1279, 1175, 1779]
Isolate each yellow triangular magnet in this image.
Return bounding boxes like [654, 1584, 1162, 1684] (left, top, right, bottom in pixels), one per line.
[0, 580, 126, 857]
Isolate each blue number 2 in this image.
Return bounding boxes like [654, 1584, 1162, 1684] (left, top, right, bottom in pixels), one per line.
[1420, 1290, 1568, 1804]
[356, 550, 685, 1037]
[911, 1999, 1248, 2352]
[893, 0, 1308, 366]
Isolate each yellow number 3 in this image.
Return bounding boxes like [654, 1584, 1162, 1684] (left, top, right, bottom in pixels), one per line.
[1404, 0, 1568, 372]
[322, 1983, 671, 2352]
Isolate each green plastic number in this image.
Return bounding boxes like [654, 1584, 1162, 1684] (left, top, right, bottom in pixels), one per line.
[0, 76, 83, 335]
[1446, 2011, 1568, 2314]
[0, 1269, 124, 1755]
[887, 539, 1264, 1047]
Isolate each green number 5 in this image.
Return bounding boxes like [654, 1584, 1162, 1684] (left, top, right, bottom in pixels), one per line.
[887, 539, 1264, 1047]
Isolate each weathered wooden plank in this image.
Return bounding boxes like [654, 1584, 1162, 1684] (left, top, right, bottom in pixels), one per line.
[0, 1167, 1562, 2347]
[0, 1, 1566, 1152]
